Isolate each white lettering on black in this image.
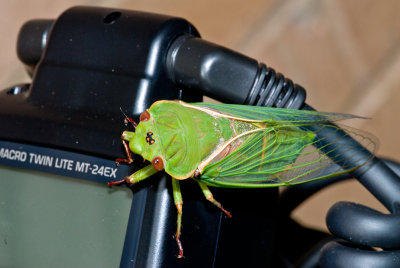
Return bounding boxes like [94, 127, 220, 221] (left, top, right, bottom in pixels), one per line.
[29, 153, 53, 167]
[0, 146, 118, 179]
[0, 148, 27, 162]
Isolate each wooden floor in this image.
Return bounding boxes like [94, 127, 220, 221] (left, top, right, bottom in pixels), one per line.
[1, 0, 398, 230]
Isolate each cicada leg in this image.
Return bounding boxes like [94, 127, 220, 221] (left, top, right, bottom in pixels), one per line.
[108, 164, 158, 186]
[197, 181, 232, 218]
[171, 178, 184, 258]
[124, 117, 137, 128]
[116, 132, 133, 165]
[119, 107, 138, 128]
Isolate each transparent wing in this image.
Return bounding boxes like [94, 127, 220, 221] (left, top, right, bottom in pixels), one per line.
[199, 123, 377, 188]
[191, 102, 364, 124]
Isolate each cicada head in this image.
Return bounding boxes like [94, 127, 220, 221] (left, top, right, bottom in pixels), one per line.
[123, 110, 164, 165]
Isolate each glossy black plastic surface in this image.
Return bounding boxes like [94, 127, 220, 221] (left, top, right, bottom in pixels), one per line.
[300, 106, 400, 268]
[1, 6, 279, 268]
[166, 35, 306, 108]
[17, 19, 53, 69]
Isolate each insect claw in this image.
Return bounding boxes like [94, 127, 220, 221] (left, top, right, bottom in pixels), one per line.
[119, 107, 137, 128]
[220, 207, 232, 218]
[107, 177, 128, 187]
[115, 158, 133, 165]
[199, 182, 232, 218]
[175, 236, 184, 258]
[125, 117, 137, 128]
[213, 201, 232, 218]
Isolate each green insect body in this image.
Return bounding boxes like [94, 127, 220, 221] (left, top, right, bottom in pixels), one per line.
[110, 100, 376, 258]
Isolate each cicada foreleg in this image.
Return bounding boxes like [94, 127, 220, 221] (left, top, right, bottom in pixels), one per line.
[116, 131, 135, 165]
[119, 107, 138, 128]
[171, 178, 184, 258]
[108, 164, 158, 186]
[198, 181, 232, 218]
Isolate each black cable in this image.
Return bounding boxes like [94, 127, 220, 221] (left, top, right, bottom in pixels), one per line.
[166, 35, 306, 109]
[279, 159, 400, 268]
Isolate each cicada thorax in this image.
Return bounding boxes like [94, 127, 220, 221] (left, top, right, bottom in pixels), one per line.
[148, 101, 219, 179]
[146, 101, 261, 179]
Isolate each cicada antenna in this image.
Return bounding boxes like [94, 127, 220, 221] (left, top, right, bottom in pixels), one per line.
[120, 107, 137, 128]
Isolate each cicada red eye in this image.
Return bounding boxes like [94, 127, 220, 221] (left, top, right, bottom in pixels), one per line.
[152, 156, 164, 171]
[140, 110, 151, 121]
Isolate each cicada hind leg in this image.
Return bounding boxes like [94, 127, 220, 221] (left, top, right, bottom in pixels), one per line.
[171, 178, 184, 258]
[198, 182, 232, 218]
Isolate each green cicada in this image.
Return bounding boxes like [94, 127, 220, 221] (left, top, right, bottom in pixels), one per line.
[109, 100, 376, 258]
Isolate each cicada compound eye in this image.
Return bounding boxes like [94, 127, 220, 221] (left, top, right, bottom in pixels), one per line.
[152, 156, 164, 171]
[140, 110, 151, 121]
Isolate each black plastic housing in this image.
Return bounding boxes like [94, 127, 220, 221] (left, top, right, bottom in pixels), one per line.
[10, 6, 202, 158]
[1, 6, 279, 267]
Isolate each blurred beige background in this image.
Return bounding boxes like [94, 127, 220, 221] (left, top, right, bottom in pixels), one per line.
[1, 0, 399, 231]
